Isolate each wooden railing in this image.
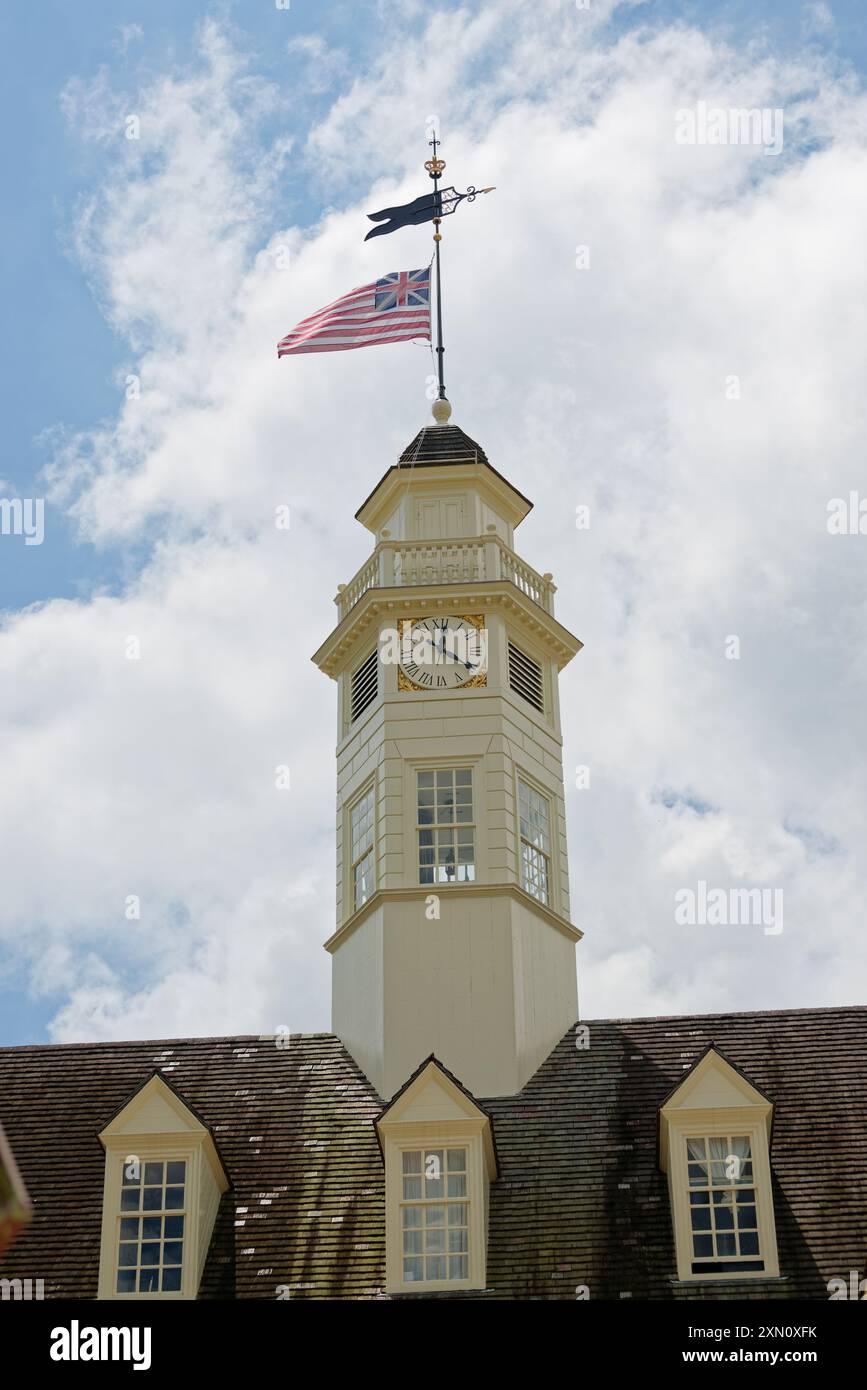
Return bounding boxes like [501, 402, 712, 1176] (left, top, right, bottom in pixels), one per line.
[338, 553, 379, 614]
[499, 549, 551, 610]
[336, 536, 554, 618]
[393, 540, 484, 587]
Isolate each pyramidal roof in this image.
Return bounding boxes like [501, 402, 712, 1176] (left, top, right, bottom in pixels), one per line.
[398, 423, 489, 467]
[355, 417, 531, 525]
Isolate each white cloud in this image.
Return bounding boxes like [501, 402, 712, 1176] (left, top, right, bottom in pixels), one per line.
[3, 6, 866, 1042]
[803, 2, 836, 39]
[286, 34, 348, 94]
[113, 24, 145, 54]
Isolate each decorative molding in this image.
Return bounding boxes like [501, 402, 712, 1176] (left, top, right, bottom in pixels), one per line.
[324, 880, 583, 953]
[313, 582, 581, 678]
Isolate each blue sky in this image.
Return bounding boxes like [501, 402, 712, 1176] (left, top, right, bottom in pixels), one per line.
[2, 0, 867, 1045]
[4, 0, 867, 599]
[0, 0, 378, 609]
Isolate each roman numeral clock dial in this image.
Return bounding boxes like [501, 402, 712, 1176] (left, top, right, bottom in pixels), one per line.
[398, 616, 488, 692]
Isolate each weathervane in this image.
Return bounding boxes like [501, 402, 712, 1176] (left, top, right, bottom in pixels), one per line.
[363, 136, 495, 406]
[277, 140, 494, 389]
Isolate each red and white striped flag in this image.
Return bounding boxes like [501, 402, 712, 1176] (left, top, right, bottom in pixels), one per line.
[277, 268, 431, 357]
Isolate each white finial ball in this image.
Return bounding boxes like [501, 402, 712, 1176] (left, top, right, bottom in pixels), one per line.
[432, 397, 452, 425]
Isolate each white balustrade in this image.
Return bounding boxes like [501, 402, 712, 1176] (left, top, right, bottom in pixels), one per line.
[336, 537, 553, 617]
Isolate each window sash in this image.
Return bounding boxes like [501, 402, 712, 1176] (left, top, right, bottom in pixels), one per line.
[116, 1158, 187, 1295]
[416, 769, 475, 884]
[349, 787, 376, 910]
[399, 1147, 469, 1284]
[685, 1134, 762, 1266]
[518, 779, 552, 904]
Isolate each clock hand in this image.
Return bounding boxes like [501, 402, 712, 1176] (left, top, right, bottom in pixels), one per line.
[436, 634, 475, 670]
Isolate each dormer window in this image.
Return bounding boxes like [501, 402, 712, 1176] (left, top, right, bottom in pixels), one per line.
[97, 1073, 229, 1300]
[377, 1058, 497, 1295]
[400, 1147, 469, 1283]
[659, 1046, 780, 1283]
[116, 1159, 187, 1294]
[684, 1135, 762, 1272]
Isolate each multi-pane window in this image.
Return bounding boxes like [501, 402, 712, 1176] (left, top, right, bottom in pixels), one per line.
[401, 1148, 469, 1284]
[349, 786, 375, 911]
[518, 779, 552, 905]
[687, 1136, 763, 1273]
[417, 769, 474, 884]
[116, 1159, 186, 1293]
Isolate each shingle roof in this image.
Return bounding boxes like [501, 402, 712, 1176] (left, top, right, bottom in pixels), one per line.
[354, 424, 533, 521]
[398, 424, 489, 466]
[483, 1006, 867, 1300]
[0, 1033, 386, 1300]
[0, 1005, 864, 1300]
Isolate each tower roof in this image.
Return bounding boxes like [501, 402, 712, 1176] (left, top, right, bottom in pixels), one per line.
[355, 422, 532, 527]
[398, 423, 489, 467]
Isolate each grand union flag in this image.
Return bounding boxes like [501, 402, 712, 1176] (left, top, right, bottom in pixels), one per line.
[277, 269, 431, 356]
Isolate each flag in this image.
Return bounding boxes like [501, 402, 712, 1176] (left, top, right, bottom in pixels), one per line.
[277, 269, 431, 357]
[361, 186, 491, 240]
[365, 190, 440, 240]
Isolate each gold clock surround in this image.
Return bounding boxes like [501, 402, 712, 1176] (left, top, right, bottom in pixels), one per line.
[397, 615, 488, 692]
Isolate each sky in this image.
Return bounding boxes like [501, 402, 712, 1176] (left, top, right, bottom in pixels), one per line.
[1, 0, 866, 1046]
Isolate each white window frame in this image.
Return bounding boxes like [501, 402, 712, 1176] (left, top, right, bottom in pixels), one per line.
[97, 1075, 229, 1301]
[377, 1060, 496, 1296]
[660, 1051, 780, 1284]
[680, 1131, 764, 1273]
[98, 1139, 207, 1301]
[397, 1144, 471, 1287]
[348, 781, 377, 913]
[667, 1115, 778, 1281]
[106, 1145, 195, 1299]
[383, 1129, 489, 1294]
[516, 775, 553, 907]
[415, 765, 476, 887]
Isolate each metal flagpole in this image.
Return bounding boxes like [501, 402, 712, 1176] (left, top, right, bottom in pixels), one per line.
[425, 133, 447, 401]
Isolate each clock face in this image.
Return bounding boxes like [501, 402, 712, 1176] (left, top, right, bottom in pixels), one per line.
[398, 616, 487, 691]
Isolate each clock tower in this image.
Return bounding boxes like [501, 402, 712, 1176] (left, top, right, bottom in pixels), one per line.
[313, 400, 583, 1098]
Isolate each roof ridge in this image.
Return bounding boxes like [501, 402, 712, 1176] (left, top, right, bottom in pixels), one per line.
[0, 1030, 344, 1054]
[2, 1005, 863, 1056]
[576, 1003, 867, 1026]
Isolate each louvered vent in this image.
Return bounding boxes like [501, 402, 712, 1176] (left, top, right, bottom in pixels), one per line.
[508, 641, 544, 712]
[350, 649, 379, 722]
